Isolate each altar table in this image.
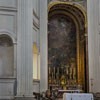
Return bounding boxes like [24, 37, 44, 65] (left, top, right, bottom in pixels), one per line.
[63, 93, 93, 100]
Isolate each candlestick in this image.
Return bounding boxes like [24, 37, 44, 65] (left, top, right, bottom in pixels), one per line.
[54, 67, 55, 80]
[49, 67, 50, 75]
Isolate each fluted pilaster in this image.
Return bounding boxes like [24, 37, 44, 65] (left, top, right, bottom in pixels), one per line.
[87, 0, 100, 92]
[40, 0, 48, 92]
[17, 0, 33, 97]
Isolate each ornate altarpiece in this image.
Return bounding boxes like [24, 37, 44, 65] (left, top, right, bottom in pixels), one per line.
[48, 2, 87, 91]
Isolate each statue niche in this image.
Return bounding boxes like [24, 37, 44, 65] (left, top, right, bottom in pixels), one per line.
[0, 34, 14, 77]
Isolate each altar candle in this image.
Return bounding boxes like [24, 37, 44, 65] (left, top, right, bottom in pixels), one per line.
[73, 67, 76, 79]
[54, 67, 55, 80]
[57, 67, 59, 75]
[49, 67, 50, 75]
[70, 67, 72, 79]
[70, 67, 72, 73]
[66, 67, 68, 75]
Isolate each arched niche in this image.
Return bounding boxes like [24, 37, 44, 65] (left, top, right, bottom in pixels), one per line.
[0, 34, 14, 77]
[48, 1, 87, 92]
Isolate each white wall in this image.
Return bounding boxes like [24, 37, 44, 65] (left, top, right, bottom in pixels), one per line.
[0, 0, 17, 8]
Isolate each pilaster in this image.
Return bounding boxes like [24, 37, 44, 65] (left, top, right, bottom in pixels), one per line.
[16, 0, 33, 99]
[87, 0, 100, 92]
[40, 0, 48, 92]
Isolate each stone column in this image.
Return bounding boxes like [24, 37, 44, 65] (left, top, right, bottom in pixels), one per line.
[40, 0, 48, 92]
[16, 0, 33, 99]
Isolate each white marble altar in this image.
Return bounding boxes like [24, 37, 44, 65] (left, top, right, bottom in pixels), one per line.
[63, 93, 93, 100]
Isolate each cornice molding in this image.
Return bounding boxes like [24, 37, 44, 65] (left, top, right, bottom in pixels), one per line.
[0, 6, 17, 12]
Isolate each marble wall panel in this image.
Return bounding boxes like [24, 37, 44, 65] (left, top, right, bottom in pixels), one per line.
[0, 12, 16, 34]
[0, 0, 17, 8]
[33, 81, 40, 93]
[0, 79, 15, 99]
